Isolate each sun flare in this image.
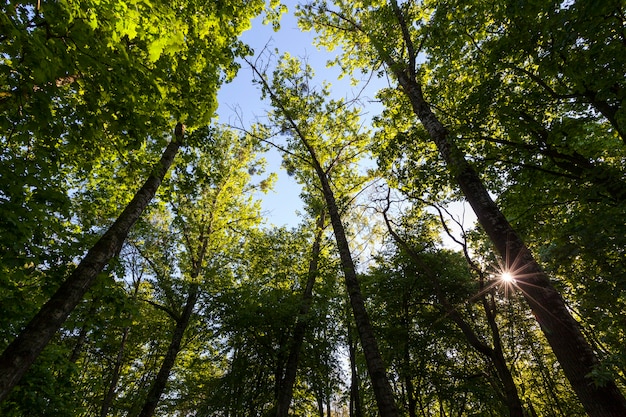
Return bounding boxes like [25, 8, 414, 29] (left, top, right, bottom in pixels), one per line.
[500, 271, 515, 283]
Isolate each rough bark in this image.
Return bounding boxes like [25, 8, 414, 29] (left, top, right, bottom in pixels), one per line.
[138, 283, 199, 417]
[0, 127, 182, 402]
[276, 213, 326, 417]
[394, 72, 626, 416]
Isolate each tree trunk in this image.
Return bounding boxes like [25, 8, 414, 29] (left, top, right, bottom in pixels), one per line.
[138, 283, 199, 417]
[276, 213, 325, 417]
[348, 326, 363, 417]
[277, 126, 399, 415]
[68, 301, 98, 363]
[443, 304, 524, 417]
[490, 347, 524, 417]
[317, 391, 324, 417]
[525, 328, 568, 416]
[395, 72, 626, 416]
[482, 295, 525, 417]
[326, 395, 331, 417]
[401, 294, 418, 417]
[102, 267, 144, 417]
[100, 326, 131, 417]
[0, 130, 182, 402]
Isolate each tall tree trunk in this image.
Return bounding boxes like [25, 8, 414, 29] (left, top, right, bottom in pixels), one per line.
[401, 294, 418, 417]
[276, 213, 326, 417]
[429, 279, 523, 415]
[348, 325, 363, 417]
[68, 301, 99, 364]
[482, 295, 525, 417]
[525, 328, 568, 416]
[68, 323, 89, 364]
[326, 394, 331, 417]
[102, 265, 144, 417]
[138, 283, 199, 417]
[393, 71, 626, 415]
[0, 127, 183, 402]
[316, 390, 324, 417]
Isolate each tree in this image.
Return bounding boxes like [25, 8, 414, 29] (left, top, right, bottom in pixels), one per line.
[0, 128, 182, 401]
[249, 53, 400, 417]
[136, 127, 268, 416]
[201, 226, 328, 417]
[0, 0, 274, 403]
[418, 1, 625, 389]
[379, 199, 525, 416]
[276, 212, 327, 417]
[299, 1, 626, 414]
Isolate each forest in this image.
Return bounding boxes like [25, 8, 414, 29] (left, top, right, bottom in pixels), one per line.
[1, 0, 625, 416]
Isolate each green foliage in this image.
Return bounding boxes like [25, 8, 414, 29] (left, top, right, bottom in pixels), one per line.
[0, 0, 269, 413]
[199, 226, 342, 416]
[255, 53, 373, 216]
[3, 0, 626, 415]
[419, 0, 626, 386]
[0, 0, 268, 266]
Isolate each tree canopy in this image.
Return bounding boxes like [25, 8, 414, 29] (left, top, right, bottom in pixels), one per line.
[1, 0, 625, 416]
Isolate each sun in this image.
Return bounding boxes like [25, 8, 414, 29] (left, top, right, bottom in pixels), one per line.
[500, 271, 515, 283]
